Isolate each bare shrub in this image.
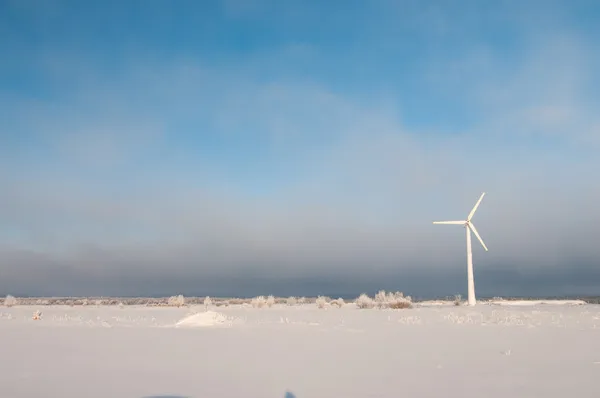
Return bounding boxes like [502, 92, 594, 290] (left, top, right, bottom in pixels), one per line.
[388, 299, 412, 309]
[355, 293, 375, 309]
[298, 297, 306, 305]
[130, 298, 145, 305]
[4, 295, 17, 307]
[266, 295, 276, 308]
[167, 295, 186, 307]
[274, 297, 288, 305]
[216, 300, 230, 307]
[286, 296, 298, 306]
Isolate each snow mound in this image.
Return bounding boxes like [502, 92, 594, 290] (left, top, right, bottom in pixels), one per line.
[488, 299, 586, 306]
[417, 300, 454, 307]
[175, 311, 229, 328]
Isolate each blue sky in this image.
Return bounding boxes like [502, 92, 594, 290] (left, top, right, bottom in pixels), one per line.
[1, 0, 600, 297]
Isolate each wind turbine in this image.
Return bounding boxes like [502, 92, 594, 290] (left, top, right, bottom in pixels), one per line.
[433, 192, 488, 306]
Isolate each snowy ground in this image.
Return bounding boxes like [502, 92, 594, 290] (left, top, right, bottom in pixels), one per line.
[1, 302, 599, 398]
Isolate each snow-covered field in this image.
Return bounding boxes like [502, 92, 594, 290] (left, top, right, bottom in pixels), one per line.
[1, 302, 599, 398]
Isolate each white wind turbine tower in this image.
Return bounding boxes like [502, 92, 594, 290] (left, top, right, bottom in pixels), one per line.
[433, 192, 488, 306]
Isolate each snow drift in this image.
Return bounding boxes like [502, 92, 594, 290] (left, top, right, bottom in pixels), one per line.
[175, 311, 229, 328]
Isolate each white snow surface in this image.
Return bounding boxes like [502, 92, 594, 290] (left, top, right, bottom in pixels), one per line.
[2, 303, 600, 398]
[487, 299, 587, 306]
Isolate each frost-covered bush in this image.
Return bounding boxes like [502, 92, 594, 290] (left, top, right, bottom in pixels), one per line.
[315, 296, 329, 309]
[4, 295, 17, 307]
[330, 298, 345, 308]
[453, 294, 462, 306]
[251, 296, 267, 308]
[375, 290, 388, 304]
[167, 295, 186, 307]
[286, 296, 298, 306]
[388, 295, 413, 309]
[297, 297, 306, 305]
[355, 291, 412, 309]
[355, 293, 375, 309]
[374, 290, 411, 309]
[266, 295, 275, 308]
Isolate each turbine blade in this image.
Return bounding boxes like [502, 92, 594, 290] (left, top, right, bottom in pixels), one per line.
[433, 221, 466, 225]
[467, 192, 486, 221]
[469, 223, 488, 251]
